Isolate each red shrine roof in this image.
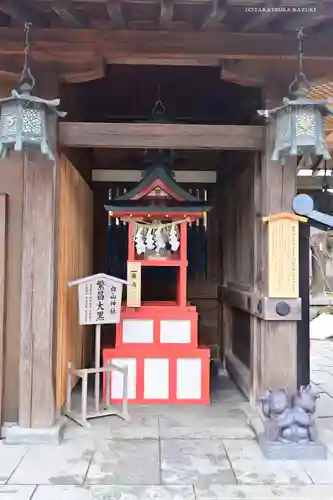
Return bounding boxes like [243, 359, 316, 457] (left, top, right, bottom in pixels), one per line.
[104, 161, 212, 215]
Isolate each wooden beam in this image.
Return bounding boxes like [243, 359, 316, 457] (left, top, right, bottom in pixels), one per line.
[282, 3, 333, 31]
[200, 0, 226, 30]
[160, 0, 174, 29]
[59, 122, 264, 150]
[106, 0, 125, 28]
[0, 29, 333, 62]
[52, 0, 89, 28]
[92, 169, 217, 182]
[220, 60, 264, 86]
[297, 175, 333, 190]
[0, 194, 7, 431]
[37, 0, 211, 3]
[0, 0, 47, 25]
[61, 58, 106, 83]
[227, 0, 314, 4]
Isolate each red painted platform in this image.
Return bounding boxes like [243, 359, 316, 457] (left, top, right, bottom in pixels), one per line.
[116, 303, 198, 349]
[103, 186, 211, 405]
[103, 346, 210, 404]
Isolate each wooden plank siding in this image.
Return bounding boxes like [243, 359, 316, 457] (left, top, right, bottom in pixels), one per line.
[55, 156, 94, 412]
[220, 153, 257, 397]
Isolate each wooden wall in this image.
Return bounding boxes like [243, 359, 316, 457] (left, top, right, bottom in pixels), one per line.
[55, 156, 94, 412]
[220, 153, 258, 396]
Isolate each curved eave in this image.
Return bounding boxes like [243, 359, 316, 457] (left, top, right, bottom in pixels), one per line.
[104, 204, 212, 214]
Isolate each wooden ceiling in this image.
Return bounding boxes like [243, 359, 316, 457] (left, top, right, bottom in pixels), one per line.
[0, 1, 332, 122]
[0, 4, 331, 87]
[1, 0, 332, 33]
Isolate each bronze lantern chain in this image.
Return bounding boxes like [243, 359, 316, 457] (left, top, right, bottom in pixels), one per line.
[19, 22, 35, 91]
[288, 27, 310, 98]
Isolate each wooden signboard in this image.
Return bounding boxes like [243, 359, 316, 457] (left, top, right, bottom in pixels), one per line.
[127, 261, 141, 308]
[67, 273, 131, 428]
[68, 273, 130, 325]
[262, 212, 307, 298]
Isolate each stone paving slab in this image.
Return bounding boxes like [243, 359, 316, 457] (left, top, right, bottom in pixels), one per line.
[159, 416, 254, 440]
[0, 486, 36, 500]
[63, 415, 159, 441]
[310, 371, 333, 386]
[222, 439, 265, 461]
[32, 485, 195, 500]
[193, 484, 333, 499]
[0, 445, 27, 484]
[161, 438, 236, 487]
[301, 460, 333, 484]
[85, 439, 160, 485]
[8, 441, 93, 485]
[231, 459, 312, 485]
[315, 392, 333, 417]
[317, 383, 333, 398]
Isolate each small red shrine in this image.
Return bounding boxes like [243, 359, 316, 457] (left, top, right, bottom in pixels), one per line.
[103, 154, 212, 404]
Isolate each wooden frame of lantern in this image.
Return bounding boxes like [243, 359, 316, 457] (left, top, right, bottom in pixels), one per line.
[0, 88, 66, 160]
[258, 97, 332, 164]
[0, 23, 66, 161]
[257, 27, 333, 166]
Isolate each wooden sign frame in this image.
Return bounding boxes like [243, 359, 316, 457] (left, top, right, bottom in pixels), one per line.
[262, 212, 307, 299]
[127, 261, 142, 308]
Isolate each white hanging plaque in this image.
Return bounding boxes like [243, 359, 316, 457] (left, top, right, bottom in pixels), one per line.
[68, 273, 132, 326]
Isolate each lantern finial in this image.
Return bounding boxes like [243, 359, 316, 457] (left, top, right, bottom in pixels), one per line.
[257, 27, 333, 166]
[0, 23, 66, 161]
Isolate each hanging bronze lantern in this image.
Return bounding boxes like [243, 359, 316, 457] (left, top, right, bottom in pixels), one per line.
[0, 23, 66, 161]
[257, 28, 333, 166]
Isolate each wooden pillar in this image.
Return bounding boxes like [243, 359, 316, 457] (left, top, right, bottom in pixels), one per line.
[252, 85, 299, 403]
[18, 74, 60, 429]
[0, 82, 24, 426]
[0, 195, 8, 427]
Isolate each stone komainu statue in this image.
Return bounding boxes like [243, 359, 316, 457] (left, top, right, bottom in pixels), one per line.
[260, 386, 319, 444]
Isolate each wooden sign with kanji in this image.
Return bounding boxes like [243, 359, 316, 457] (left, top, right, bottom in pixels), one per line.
[68, 273, 131, 325]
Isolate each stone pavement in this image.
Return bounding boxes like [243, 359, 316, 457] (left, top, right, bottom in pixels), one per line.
[310, 338, 333, 417]
[1, 343, 333, 499]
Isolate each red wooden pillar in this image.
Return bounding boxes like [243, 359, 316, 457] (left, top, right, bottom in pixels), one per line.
[177, 222, 187, 307]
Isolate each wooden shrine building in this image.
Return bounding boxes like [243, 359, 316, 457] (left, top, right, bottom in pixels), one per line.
[0, 0, 333, 439]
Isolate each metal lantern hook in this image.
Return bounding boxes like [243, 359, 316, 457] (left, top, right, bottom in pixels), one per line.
[288, 27, 310, 97]
[19, 22, 35, 92]
[152, 83, 166, 117]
